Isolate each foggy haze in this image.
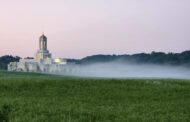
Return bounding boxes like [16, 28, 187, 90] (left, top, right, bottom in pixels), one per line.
[58, 63, 190, 79]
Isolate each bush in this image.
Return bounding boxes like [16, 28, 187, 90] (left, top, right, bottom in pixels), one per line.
[0, 104, 11, 122]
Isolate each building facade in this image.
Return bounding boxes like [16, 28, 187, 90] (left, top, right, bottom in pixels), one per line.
[8, 34, 75, 74]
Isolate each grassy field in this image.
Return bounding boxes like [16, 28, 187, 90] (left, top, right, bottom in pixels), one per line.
[0, 71, 189, 122]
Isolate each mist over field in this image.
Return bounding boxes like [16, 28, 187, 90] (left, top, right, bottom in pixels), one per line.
[64, 62, 190, 79]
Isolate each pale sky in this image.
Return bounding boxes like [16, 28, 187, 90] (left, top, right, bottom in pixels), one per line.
[0, 0, 190, 58]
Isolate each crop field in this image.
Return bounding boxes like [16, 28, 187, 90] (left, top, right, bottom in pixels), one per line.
[0, 71, 189, 122]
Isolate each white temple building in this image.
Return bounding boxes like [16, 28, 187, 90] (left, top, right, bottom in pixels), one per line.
[8, 34, 75, 74]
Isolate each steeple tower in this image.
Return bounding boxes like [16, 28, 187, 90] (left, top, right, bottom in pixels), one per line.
[39, 33, 47, 51]
[35, 33, 52, 61]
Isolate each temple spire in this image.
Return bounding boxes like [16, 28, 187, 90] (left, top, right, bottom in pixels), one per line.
[39, 33, 47, 51]
[35, 34, 52, 61]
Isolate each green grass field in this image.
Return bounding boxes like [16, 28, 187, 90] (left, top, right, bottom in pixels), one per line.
[0, 71, 190, 122]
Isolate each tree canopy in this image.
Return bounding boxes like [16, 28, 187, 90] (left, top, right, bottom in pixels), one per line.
[0, 55, 20, 70]
[1, 50, 190, 70]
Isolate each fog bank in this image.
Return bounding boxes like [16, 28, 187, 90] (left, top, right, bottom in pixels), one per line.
[60, 62, 190, 79]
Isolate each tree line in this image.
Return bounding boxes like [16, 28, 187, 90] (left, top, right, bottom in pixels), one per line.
[1, 50, 190, 70]
[70, 50, 190, 66]
[0, 55, 20, 70]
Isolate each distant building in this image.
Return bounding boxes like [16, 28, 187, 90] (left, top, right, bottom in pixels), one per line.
[8, 34, 75, 74]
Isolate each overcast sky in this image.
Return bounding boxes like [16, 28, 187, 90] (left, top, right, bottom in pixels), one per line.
[0, 0, 190, 58]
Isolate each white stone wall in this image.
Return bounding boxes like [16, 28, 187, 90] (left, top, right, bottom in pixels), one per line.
[8, 59, 78, 75]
